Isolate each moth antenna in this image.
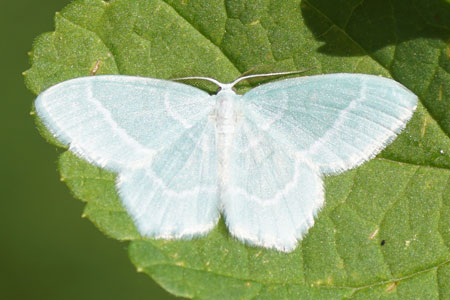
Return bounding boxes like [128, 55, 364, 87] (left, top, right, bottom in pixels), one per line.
[172, 68, 316, 91]
[230, 68, 316, 87]
[171, 76, 227, 89]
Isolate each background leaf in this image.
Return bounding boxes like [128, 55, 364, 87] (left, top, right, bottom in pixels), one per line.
[24, 0, 450, 299]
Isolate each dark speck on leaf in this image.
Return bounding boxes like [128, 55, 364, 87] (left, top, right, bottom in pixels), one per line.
[381, 240, 386, 246]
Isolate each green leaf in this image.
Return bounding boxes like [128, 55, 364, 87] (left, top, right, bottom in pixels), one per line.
[25, 0, 450, 299]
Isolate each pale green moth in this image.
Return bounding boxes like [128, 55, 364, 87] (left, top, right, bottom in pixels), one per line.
[35, 72, 418, 252]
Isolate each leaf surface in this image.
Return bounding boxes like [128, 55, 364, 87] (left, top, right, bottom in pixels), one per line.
[25, 0, 450, 299]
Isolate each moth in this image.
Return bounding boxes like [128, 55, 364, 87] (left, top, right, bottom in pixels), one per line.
[35, 72, 417, 252]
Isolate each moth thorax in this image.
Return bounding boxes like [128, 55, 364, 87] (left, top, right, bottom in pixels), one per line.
[215, 92, 236, 134]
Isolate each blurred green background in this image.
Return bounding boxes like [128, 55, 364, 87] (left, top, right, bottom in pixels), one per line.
[0, 1, 177, 299]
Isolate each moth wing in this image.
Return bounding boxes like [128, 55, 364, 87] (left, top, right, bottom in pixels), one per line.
[35, 75, 213, 172]
[36, 75, 219, 238]
[118, 117, 219, 238]
[223, 73, 417, 251]
[223, 112, 324, 252]
[240, 73, 418, 174]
